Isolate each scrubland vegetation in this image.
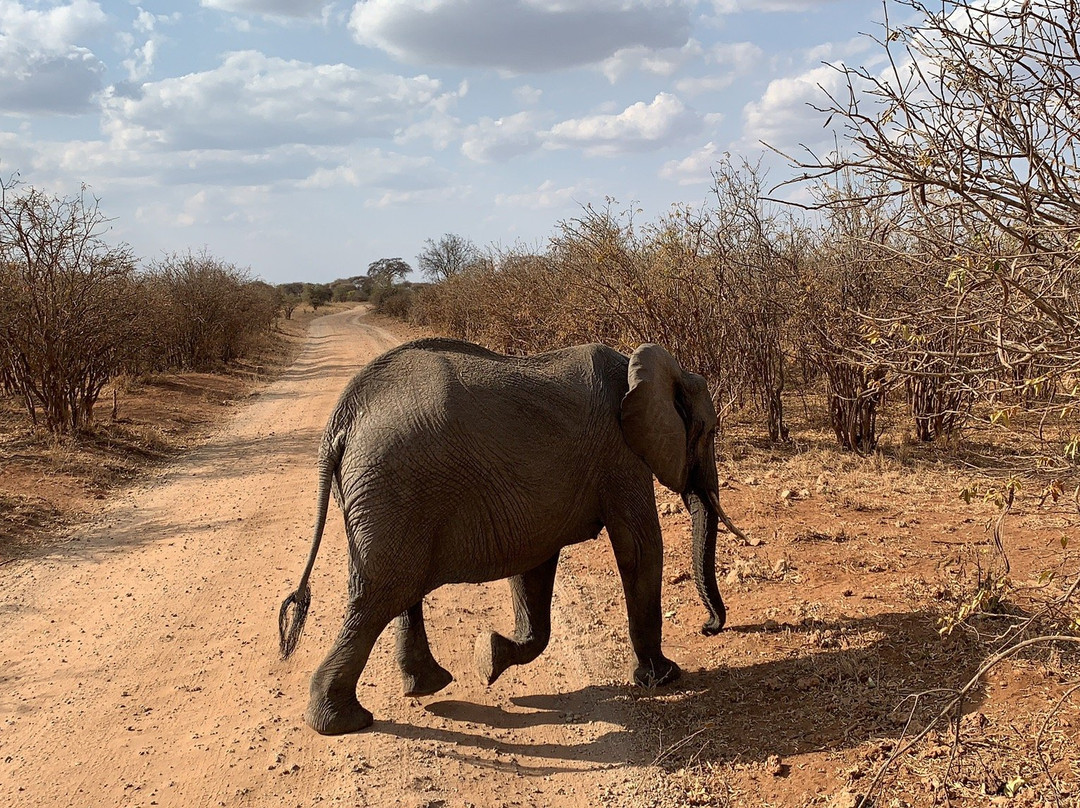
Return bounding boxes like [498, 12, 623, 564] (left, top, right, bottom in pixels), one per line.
[409, 0, 1080, 490]
[398, 2, 1080, 802]
[1, 0, 1078, 803]
[0, 180, 284, 435]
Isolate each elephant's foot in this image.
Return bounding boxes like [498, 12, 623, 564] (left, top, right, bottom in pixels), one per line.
[474, 630, 510, 685]
[305, 690, 373, 735]
[633, 656, 681, 688]
[401, 662, 454, 697]
[476, 629, 549, 685]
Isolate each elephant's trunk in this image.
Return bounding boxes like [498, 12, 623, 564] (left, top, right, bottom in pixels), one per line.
[684, 435, 745, 635]
[687, 488, 725, 635]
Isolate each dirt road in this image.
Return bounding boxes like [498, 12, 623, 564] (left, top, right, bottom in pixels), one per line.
[0, 309, 653, 808]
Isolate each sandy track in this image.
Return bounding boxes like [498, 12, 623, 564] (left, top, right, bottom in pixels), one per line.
[0, 309, 650, 808]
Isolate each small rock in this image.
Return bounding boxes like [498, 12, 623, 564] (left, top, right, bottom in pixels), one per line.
[779, 488, 794, 502]
[773, 557, 790, 575]
[725, 558, 755, 585]
[828, 790, 862, 808]
[743, 476, 759, 486]
[765, 753, 784, 776]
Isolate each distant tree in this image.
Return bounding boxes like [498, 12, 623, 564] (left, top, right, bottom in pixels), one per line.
[276, 282, 305, 318]
[330, 276, 365, 303]
[280, 291, 301, 319]
[304, 283, 332, 310]
[417, 233, 479, 282]
[367, 258, 411, 288]
[355, 275, 374, 301]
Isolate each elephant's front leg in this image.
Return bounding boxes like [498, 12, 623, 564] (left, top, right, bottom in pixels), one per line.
[608, 517, 681, 687]
[475, 552, 560, 685]
[396, 600, 454, 696]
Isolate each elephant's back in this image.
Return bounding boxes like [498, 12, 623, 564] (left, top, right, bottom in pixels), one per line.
[334, 339, 625, 573]
[350, 338, 627, 413]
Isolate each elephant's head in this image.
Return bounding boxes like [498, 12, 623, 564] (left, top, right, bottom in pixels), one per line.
[620, 343, 727, 635]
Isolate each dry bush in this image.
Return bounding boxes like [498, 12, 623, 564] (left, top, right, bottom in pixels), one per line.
[778, 1, 1080, 801]
[0, 181, 279, 434]
[789, 0, 1080, 461]
[0, 181, 140, 434]
[136, 250, 279, 373]
[370, 283, 416, 318]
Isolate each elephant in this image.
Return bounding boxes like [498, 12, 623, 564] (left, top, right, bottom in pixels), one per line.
[278, 337, 742, 735]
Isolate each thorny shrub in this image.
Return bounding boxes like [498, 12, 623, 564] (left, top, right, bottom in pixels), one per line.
[0, 179, 281, 434]
[0, 182, 140, 433]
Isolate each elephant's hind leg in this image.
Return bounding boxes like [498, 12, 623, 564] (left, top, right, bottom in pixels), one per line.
[305, 584, 399, 735]
[396, 600, 454, 696]
[475, 552, 559, 685]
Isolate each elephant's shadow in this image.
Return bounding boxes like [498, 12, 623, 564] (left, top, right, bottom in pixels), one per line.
[372, 609, 994, 776]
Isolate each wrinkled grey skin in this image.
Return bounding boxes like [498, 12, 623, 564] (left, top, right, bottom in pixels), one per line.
[278, 338, 735, 735]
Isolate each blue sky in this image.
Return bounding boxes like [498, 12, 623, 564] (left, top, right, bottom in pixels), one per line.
[0, 0, 887, 284]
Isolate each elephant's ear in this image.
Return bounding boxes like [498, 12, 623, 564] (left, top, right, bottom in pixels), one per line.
[620, 343, 688, 492]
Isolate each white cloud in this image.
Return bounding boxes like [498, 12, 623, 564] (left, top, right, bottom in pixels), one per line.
[513, 85, 543, 106]
[495, 179, 594, 210]
[201, 0, 327, 18]
[675, 41, 763, 96]
[462, 111, 547, 163]
[397, 111, 463, 151]
[659, 140, 726, 185]
[122, 8, 181, 81]
[365, 186, 465, 209]
[0, 0, 107, 114]
[102, 51, 447, 151]
[461, 94, 708, 162]
[349, 0, 691, 72]
[122, 37, 156, 81]
[547, 92, 704, 156]
[297, 149, 446, 191]
[37, 138, 332, 188]
[709, 40, 764, 71]
[741, 62, 846, 151]
[675, 75, 734, 95]
[0, 47, 104, 113]
[135, 185, 269, 229]
[600, 39, 703, 83]
[0, 0, 105, 49]
[395, 77, 467, 149]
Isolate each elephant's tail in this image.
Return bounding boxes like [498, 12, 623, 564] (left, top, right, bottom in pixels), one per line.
[279, 429, 345, 659]
[278, 584, 310, 660]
